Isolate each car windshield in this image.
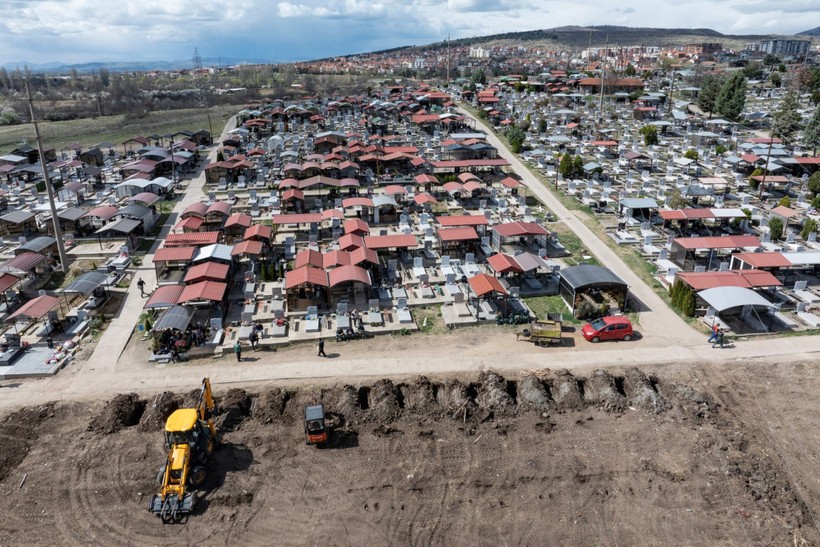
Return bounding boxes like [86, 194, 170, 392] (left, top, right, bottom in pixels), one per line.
[589, 318, 606, 330]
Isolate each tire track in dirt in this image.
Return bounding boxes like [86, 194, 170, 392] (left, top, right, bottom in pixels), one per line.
[738, 368, 820, 542]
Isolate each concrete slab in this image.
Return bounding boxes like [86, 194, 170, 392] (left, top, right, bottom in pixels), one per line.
[0, 346, 71, 379]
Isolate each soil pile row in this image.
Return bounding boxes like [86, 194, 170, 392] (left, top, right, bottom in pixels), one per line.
[77, 368, 672, 438]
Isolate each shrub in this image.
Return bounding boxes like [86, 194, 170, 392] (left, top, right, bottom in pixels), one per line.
[802, 218, 817, 241]
[768, 216, 784, 241]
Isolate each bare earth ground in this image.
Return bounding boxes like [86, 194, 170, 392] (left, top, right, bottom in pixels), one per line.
[1, 360, 819, 546]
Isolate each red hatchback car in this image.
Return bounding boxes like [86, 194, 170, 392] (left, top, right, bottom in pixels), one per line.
[581, 316, 634, 343]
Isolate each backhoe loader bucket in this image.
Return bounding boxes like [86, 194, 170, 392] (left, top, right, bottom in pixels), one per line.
[148, 492, 196, 523]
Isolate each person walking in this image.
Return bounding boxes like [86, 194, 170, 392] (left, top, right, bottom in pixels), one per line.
[249, 330, 258, 351]
[707, 322, 720, 344]
[234, 340, 242, 362]
[713, 330, 726, 349]
[137, 278, 146, 297]
[317, 337, 327, 357]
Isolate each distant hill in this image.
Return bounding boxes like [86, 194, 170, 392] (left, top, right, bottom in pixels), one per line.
[798, 27, 820, 37]
[363, 25, 804, 59]
[1, 57, 273, 74]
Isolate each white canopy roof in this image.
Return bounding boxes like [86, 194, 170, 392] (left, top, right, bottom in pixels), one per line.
[698, 287, 773, 312]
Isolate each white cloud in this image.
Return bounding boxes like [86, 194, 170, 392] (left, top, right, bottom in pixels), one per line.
[0, 0, 817, 64]
[278, 3, 332, 17]
[278, 0, 384, 18]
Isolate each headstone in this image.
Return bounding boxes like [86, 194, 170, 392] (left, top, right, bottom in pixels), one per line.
[465, 252, 475, 263]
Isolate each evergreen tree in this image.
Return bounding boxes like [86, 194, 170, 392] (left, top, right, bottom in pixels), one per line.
[802, 218, 817, 242]
[715, 72, 747, 121]
[573, 155, 584, 178]
[558, 153, 574, 178]
[771, 91, 802, 146]
[697, 75, 722, 117]
[640, 125, 658, 146]
[768, 217, 784, 241]
[505, 125, 525, 153]
[804, 103, 820, 155]
[681, 286, 696, 317]
[808, 172, 820, 197]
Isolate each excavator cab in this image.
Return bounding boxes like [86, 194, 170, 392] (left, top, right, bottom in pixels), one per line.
[149, 378, 217, 523]
[304, 404, 328, 446]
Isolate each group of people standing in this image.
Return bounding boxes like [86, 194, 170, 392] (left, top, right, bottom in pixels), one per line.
[234, 324, 262, 361]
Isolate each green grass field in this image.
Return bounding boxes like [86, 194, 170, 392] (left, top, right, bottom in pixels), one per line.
[0, 105, 238, 154]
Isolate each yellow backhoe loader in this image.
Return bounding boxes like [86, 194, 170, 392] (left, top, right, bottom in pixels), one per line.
[148, 377, 217, 523]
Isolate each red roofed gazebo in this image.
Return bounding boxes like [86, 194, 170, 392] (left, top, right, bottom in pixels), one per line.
[468, 273, 508, 297]
[178, 280, 227, 304]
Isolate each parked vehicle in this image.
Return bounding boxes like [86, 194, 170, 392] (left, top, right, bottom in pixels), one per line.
[581, 316, 634, 343]
[516, 313, 563, 346]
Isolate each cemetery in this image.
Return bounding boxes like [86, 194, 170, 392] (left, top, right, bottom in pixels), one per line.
[484, 74, 820, 336]
[1, 73, 819, 374]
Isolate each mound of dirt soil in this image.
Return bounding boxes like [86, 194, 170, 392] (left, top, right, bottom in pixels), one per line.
[438, 379, 477, 419]
[518, 375, 555, 411]
[252, 387, 292, 424]
[0, 404, 55, 482]
[551, 370, 585, 411]
[216, 389, 253, 432]
[584, 370, 627, 413]
[327, 384, 361, 422]
[367, 379, 400, 422]
[399, 376, 440, 414]
[138, 391, 181, 432]
[671, 383, 717, 421]
[476, 371, 514, 415]
[622, 367, 669, 413]
[87, 394, 145, 435]
[178, 388, 203, 408]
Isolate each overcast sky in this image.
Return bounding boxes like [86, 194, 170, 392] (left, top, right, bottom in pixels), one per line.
[1, 0, 817, 65]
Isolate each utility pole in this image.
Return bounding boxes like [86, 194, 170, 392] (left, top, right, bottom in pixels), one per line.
[599, 35, 608, 122]
[92, 70, 103, 118]
[758, 133, 775, 200]
[446, 34, 450, 86]
[668, 68, 675, 115]
[24, 79, 68, 273]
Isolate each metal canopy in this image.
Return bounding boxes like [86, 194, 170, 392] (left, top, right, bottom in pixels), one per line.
[153, 305, 194, 331]
[63, 271, 108, 296]
[698, 287, 773, 313]
[560, 265, 628, 290]
[95, 218, 141, 235]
